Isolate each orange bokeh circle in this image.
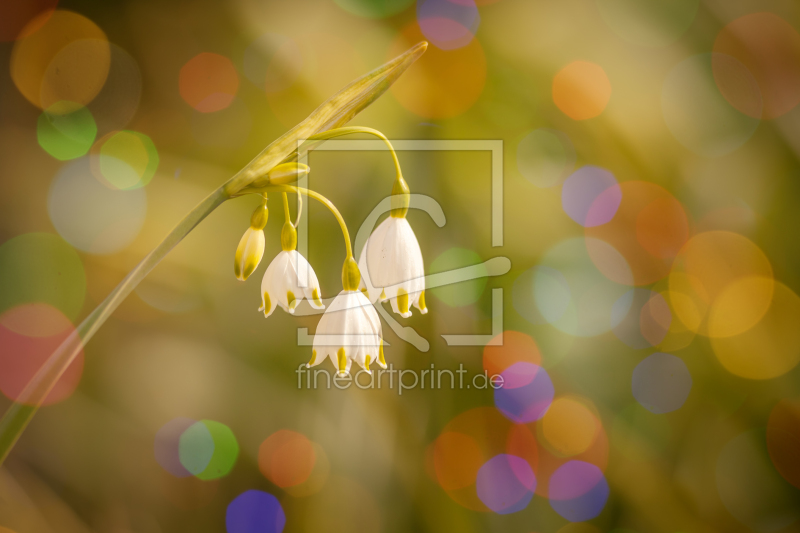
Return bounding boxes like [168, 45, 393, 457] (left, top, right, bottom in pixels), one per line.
[258, 429, 317, 488]
[179, 52, 239, 113]
[552, 61, 611, 120]
[483, 330, 542, 378]
[713, 12, 800, 119]
[586, 181, 690, 286]
[389, 23, 486, 119]
[669, 231, 774, 338]
[431, 407, 530, 512]
[10, 9, 110, 112]
[540, 395, 601, 458]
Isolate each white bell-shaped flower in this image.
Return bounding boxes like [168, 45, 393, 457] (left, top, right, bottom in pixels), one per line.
[259, 222, 324, 317]
[308, 289, 386, 376]
[358, 216, 427, 318]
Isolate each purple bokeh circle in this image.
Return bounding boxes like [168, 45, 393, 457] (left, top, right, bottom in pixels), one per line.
[226, 490, 286, 533]
[154, 417, 196, 477]
[494, 362, 554, 423]
[632, 352, 692, 414]
[548, 460, 609, 522]
[561, 166, 621, 227]
[476, 454, 536, 514]
[417, 0, 480, 50]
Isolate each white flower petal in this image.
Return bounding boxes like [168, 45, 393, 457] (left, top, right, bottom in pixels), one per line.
[311, 290, 383, 376]
[358, 217, 425, 318]
[260, 251, 324, 317]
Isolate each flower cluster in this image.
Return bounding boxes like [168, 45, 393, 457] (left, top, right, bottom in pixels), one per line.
[233, 131, 427, 376]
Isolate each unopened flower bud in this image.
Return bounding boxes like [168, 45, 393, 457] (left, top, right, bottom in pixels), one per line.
[268, 163, 310, 185]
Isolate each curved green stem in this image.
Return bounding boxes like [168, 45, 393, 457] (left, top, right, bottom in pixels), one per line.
[303, 126, 403, 182]
[261, 185, 352, 259]
[300, 126, 410, 217]
[0, 186, 229, 465]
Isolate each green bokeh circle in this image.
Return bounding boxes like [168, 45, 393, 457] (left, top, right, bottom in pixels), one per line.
[333, 0, 414, 19]
[0, 233, 86, 321]
[429, 247, 487, 307]
[99, 130, 159, 189]
[37, 102, 97, 161]
[179, 420, 239, 480]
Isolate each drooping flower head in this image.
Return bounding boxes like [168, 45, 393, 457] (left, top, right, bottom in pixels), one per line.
[259, 220, 324, 316]
[232, 125, 432, 377]
[358, 176, 427, 317]
[308, 259, 385, 376]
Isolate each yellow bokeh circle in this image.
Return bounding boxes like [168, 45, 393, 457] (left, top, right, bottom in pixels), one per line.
[540, 396, 600, 457]
[669, 231, 773, 338]
[552, 61, 611, 120]
[711, 282, 800, 380]
[10, 10, 110, 112]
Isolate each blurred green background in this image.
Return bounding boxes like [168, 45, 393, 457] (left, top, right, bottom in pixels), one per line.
[1, 0, 800, 532]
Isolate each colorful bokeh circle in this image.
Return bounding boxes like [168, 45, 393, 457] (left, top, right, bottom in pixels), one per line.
[631, 352, 692, 413]
[553, 61, 612, 120]
[483, 330, 542, 378]
[258, 429, 317, 488]
[0, 232, 86, 321]
[429, 247, 487, 307]
[476, 454, 536, 514]
[494, 362, 554, 423]
[93, 130, 159, 189]
[178, 420, 239, 480]
[548, 460, 609, 521]
[10, 10, 110, 111]
[37, 102, 97, 160]
[713, 12, 800, 119]
[533, 237, 632, 337]
[179, 52, 239, 113]
[226, 490, 286, 533]
[430, 407, 538, 512]
[586, 181, 689, 286]
[561, 166, 621, 227]
[389, 22, 486, 119]
[668, 231, 773, 338]
[0, 303, 83, 406]
[710, 282, 800, 380]
[417, 0, 480, 51]
[541, 396, 601, 457]
[154, 417, 196, 478]
[533, 415, 610, 498]
[48, 157, 147, 254]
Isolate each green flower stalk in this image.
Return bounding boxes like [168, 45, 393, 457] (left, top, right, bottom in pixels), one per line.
[0, 42, 428, 467]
